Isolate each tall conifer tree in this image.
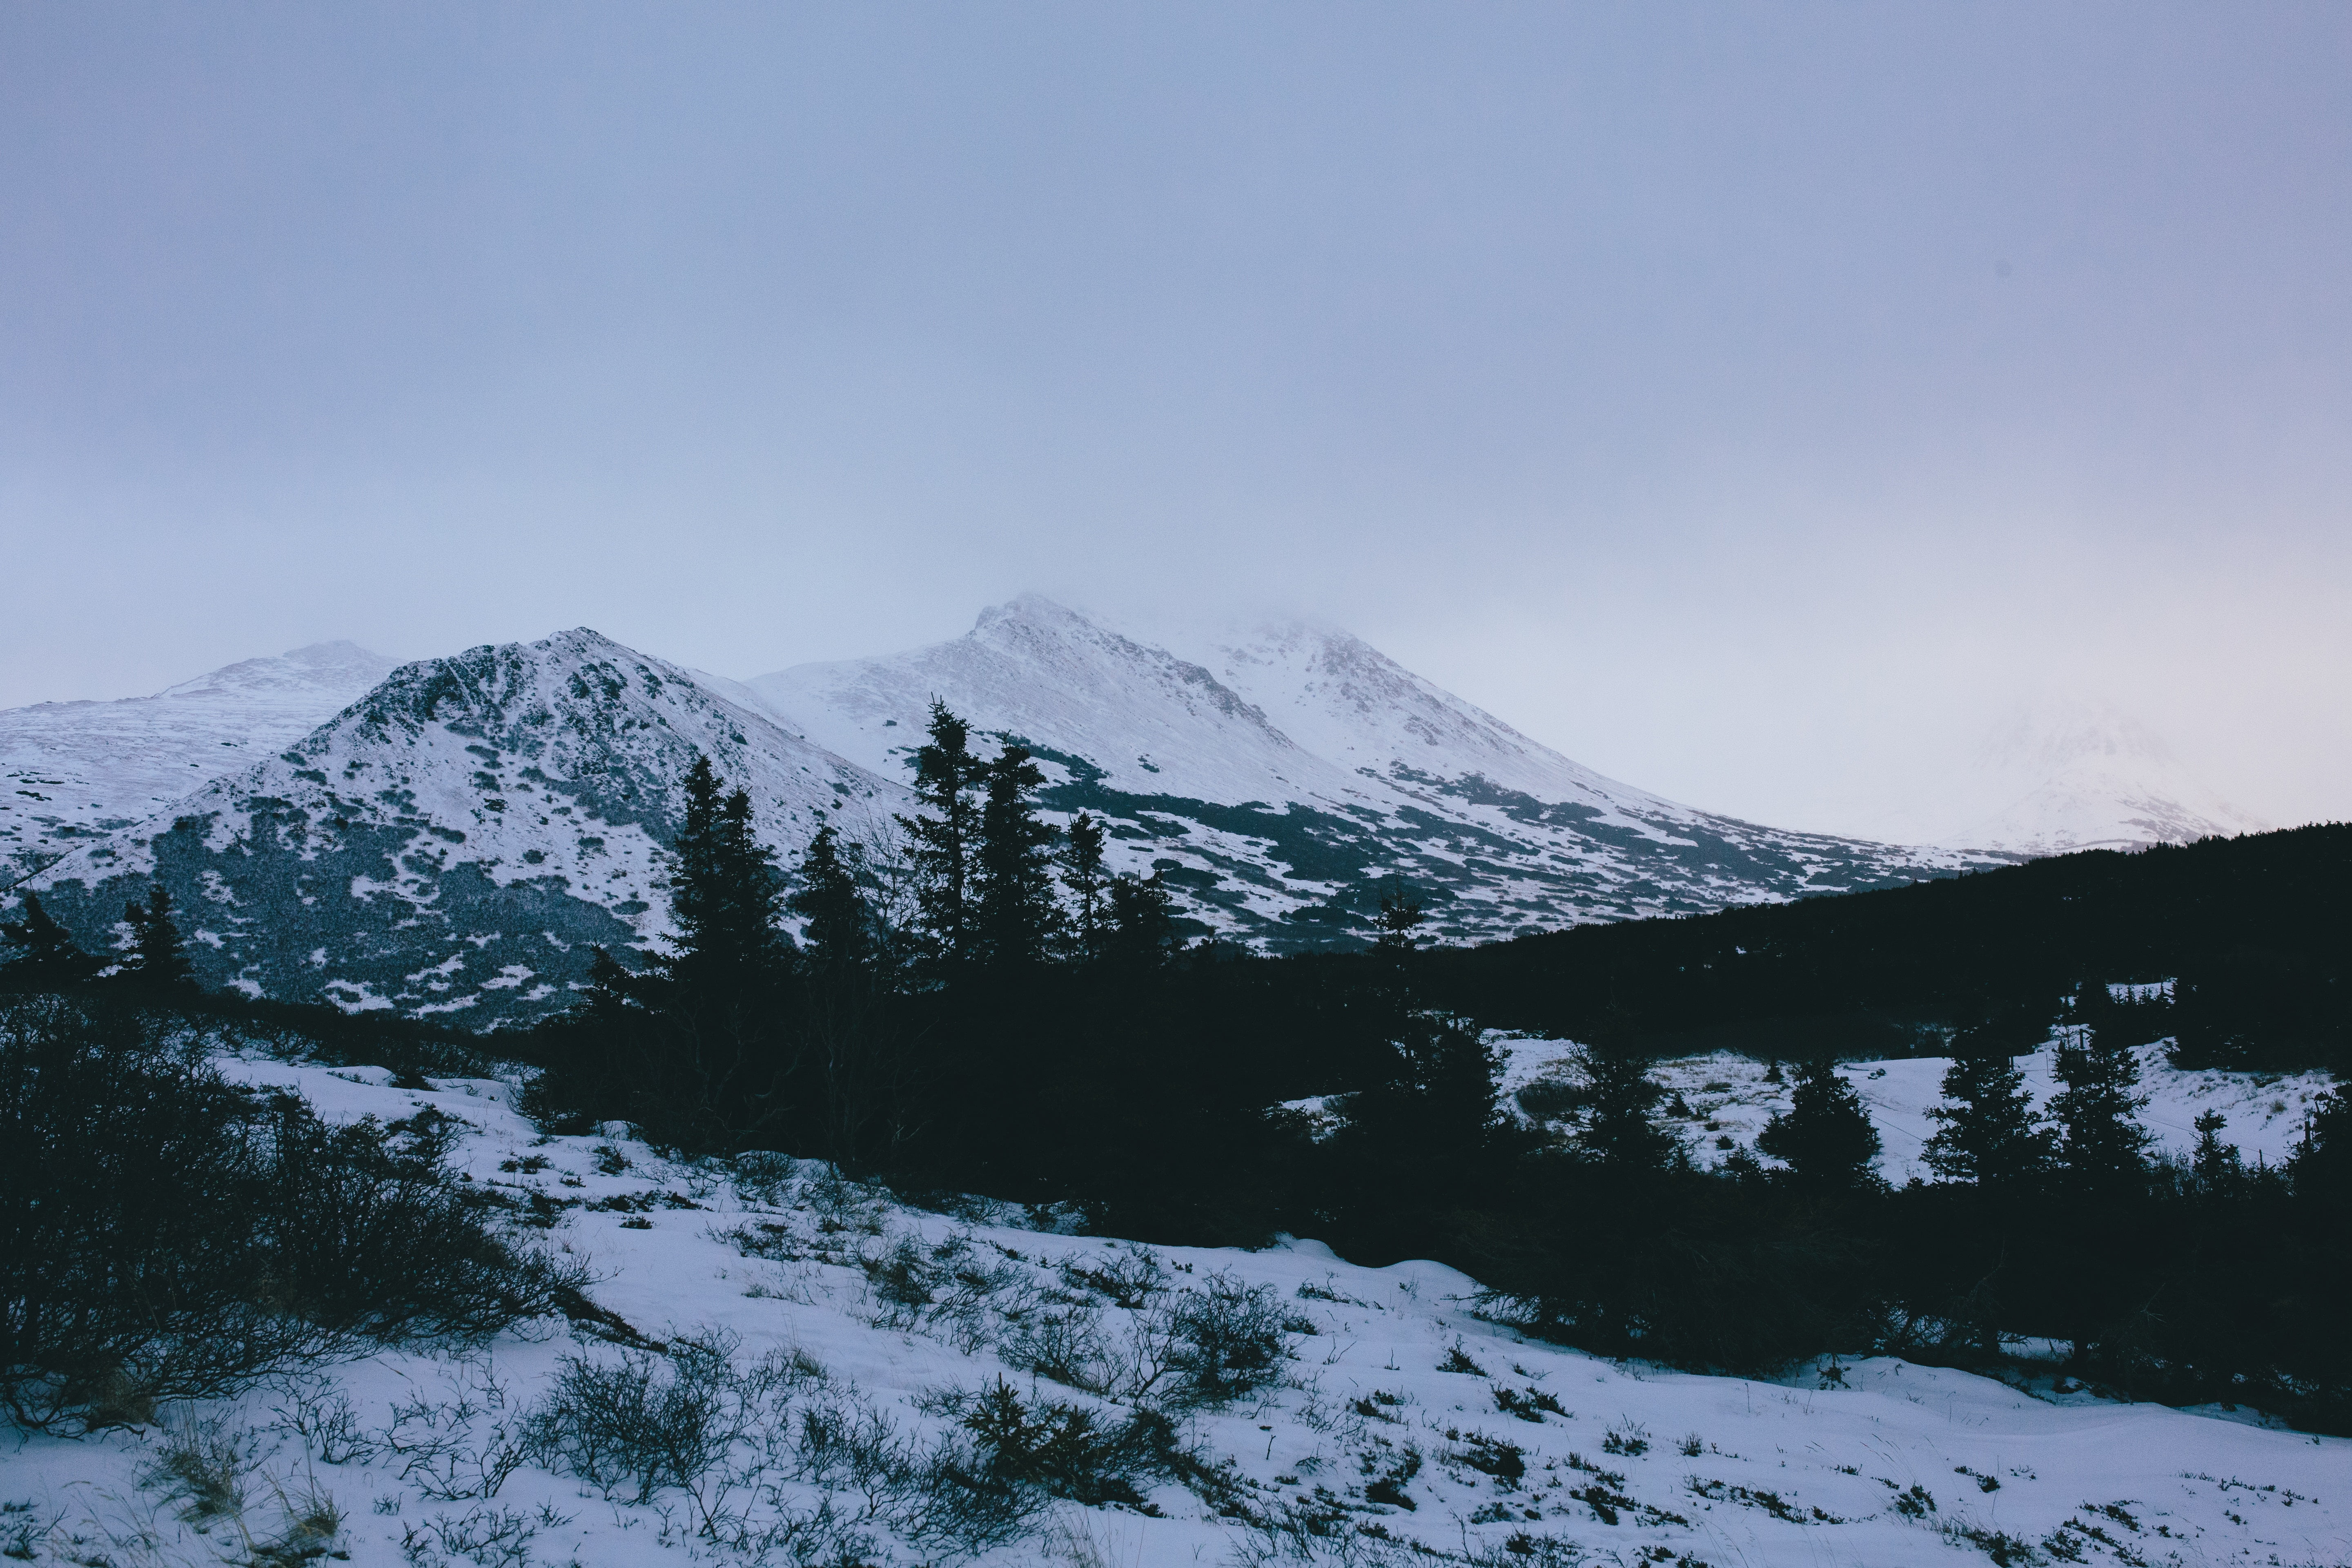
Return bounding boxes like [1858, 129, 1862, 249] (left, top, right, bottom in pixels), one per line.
[898, 700, 984, 965]
[1922, 1045, 2054, 1186]
[789, 823, 871, 973]
[664, 753, 791, 997]
[120, 884, 195, 991]
[0, 892, 101, 989]
[1105, 871, 1177, 967]
[1060, 812, 1109, 960]
[2049, 1024, 2152, 1190]
[1757, 1056, 1882, 1191]
[972, 743, 1060, 968]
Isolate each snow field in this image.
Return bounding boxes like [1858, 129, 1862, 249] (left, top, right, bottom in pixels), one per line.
[6, 1052, 2347, 1568]
[1488, 1035, 2338, 1181]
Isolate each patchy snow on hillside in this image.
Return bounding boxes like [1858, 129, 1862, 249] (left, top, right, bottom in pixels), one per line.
[8, 1051, 2345, 1568]
[0, 641, 395, 882]
[1499, 1035, 2337, 1180]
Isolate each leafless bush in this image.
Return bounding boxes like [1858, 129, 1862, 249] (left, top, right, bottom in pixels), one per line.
[380, 1359, 533, 1501]
[399, 1504, 538, 1568]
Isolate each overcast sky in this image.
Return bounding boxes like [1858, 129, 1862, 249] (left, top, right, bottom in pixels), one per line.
[4, 4, 2347, 837]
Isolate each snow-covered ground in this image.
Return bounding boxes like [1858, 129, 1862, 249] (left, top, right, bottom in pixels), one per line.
[1493, 1035, 2337, 1181]
[9, 1051, 2345, 1568]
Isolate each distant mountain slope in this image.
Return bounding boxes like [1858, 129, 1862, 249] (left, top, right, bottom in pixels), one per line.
[20, 630, 904, 1023]
[750, 596, 1984, 949]
[1947, 703, 2270, 853]
[0, 641, 395, 882]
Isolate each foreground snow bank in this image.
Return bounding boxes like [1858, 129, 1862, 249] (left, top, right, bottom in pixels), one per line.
[7, 1053, 2345, 1568]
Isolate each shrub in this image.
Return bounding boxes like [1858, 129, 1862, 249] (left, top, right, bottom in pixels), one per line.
[0, 996, 582, 1431]
[1165, 1271, 1288, 1405]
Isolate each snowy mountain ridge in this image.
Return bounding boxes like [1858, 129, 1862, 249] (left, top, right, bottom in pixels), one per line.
[13, 600, 1987, 1018]
[20, 629, 904, 1020]
[1947, 702, 2269, 855]
[746, 595, 1982, 951]
[0, 640, 396, 882]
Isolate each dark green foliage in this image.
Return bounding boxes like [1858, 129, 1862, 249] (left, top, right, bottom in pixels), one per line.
[0, 996, 578, 1431]
[2049, 1025, 2152, 1189]
[1419, 824, 2352, 1076]
[1921, 1046, 2052, 1186]
[788, 824, 871, 973]
[120, 884, 195, 992]
[899, 700, 985, 966]
[1757, 1058, 1882, 1191]
[0, 892, 102, 990]
[664, 754, 792, 994]
[972, 744, 1061, 969]
[1060, 812, 1108, 962]
[1571, 1036, 1683, 1175]
[1374, 883, 1425, 956]
[1105, 871, 1177, 968]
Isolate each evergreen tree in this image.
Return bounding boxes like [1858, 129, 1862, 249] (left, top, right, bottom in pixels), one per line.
[1573, 1034, 1683, 1174]
[1757, 1056, 1882, 1191]
[2190, 1109, 2243, 1190]
[972, 743, 1061, 969]
[120, 884, 195, 991]
[1060, 812, 1109, 961]
[789, 824, 871, 974]
[1105, 871, 1177, 968]
[2289, 1088, 2352, 1205]
[898, 700, 984, 965]
[663, 754, 791, 995]
[2049, 1024, 2152, 1189]
[1922, 1045, 2054, 1186]
[1374, 882, 1425, 956]
[0, 892, 101, 989]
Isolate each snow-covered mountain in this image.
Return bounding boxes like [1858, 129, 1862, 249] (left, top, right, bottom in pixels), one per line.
[10, 601, 1989, 1021]
[749, 596, 1983, 949]
[1945, 703, 2269, 855]
[0, 641, 395, 882]
[19, 630, 904, 1022]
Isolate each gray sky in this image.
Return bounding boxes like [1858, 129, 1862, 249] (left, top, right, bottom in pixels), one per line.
[4, 3, 2347, 835]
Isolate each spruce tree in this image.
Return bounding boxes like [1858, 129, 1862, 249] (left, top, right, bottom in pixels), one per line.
[120, 884, 195, 991]
[2190, 1109, 2243, 1190]
[1574, 1034, 1682, 1174]
[1060, 812, 1109, 961]
[2049, 1024, 2152, 1190]
[664, 754, 791, 998]
[1922, 1045, 2054, 1186]
[788, 823, 871, 974]
[1105, 871, 1177, 968]
[971, 743, 1061, 969]
[1757, 1056, 1882, 1191]
[0, 892, 101, 989]
[898, 700, 984, 965]
[1374, 882, 1425, 956]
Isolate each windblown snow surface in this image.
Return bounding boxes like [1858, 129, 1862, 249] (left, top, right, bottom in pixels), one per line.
[7, 1047, 2345, 1568]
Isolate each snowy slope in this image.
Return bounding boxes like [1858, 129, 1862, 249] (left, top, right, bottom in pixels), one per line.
[1498, 1033, 2335, 1183]
[749, 597, 1989, 950]
[1946, 704, 2270, 855]
[16, 630, 905, 1022]
[11, 1045, 2346, 1568]
[0, 641, 395, 882]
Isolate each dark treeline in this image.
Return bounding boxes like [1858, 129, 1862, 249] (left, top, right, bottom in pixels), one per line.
[1417, 823, 2352, 1073]
[7, 722, 2350, 1434]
